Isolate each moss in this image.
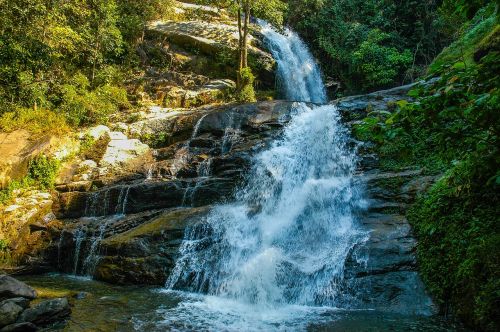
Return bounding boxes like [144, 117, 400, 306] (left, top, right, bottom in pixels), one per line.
[105, 207, 209, 245]
[373, 176, 409, 193]
[82, 133, 110, 162]
[429, 10, 497, 73]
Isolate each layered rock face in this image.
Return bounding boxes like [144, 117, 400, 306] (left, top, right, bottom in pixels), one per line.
[52, 101, 298, 283]
[49, 87, 436, 315]
[335, 83, 437, 315]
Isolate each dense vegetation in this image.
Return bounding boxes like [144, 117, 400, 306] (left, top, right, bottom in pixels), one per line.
[285, 0, 495, 94]
[0, 0, 174, 133]
[352, 3, 499, 330]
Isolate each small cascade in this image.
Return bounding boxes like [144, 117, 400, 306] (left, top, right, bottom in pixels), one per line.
[56, 233, 64, 270]
[221, 128, 241, 155]
[64, 184, 133, 277]
[81, 220, 109, 275]
[84, 192, 100, 217]
[115, 186, 131, 216]
[84, 188, 115, 217]
[146, 164, 154, 180]
[186, 113, 209, 148]
[197, 158, 212, 177]
[72, 228, 86, 275]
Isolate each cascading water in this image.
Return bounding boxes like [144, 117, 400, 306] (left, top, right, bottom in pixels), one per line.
[258, 20, 327, 103]
[159, 22, 368, 329]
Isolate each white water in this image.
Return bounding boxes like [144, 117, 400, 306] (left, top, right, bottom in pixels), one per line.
[259, 20, 327, 103]
[160, 23, 367, 330]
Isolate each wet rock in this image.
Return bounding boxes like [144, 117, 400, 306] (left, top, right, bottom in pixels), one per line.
[0, 298, 29, 309]
[0, 322, 38, 332]
[342, 168, 439, 315]
[73, 292, 88, 300]
[0, 275, 37, 301]
[17, 298, 70, 327]
[0, 301, 23, 327]
[95, 207, 210, 285]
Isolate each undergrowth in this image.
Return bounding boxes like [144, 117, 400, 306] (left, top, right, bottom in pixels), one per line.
[352, 14, 499, 330]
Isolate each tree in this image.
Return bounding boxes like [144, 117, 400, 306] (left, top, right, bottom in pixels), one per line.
[197, 0, 286, 94]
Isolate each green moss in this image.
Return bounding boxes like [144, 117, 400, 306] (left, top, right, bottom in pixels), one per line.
[237, 67, 256, 103]
[105, 207, 209, 245]
[429, 9, 497, 73]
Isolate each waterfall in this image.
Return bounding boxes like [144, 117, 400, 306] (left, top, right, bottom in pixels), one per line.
[165, 22, 366, 311]
[258, 20, 327, 103]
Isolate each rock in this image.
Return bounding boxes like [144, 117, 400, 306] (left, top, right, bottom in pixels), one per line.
[94, 207, 210, 285]
[160, 79, 236, 108]
[0, 298, 29, 309]
[78, 160, 98, 173]
[83, 125, 110, 140]
[73, 292, 88, 300]
[0, 130, 77, 189]
[3, 205, 21, 213]
[147, 20, 275, 87]
[340, 167, 439, 315]
[0, 301, 23, 327]
[100, 134, 150, 169]
[17, 298, 70, 327]
[0, 275, 37, 301]
[0, 322, 38, 332]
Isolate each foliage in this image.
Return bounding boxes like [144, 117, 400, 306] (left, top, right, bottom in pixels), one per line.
[352, 29, 413, 90]
[0, 178, 35, 205]
[408, 160, 499, 331]
[58, 75, 130, 126]
[0, 0, 173, 133]
[287, 0, 453, 93]
[0, 239, 9, 252]
[353, 12, 499, 330]
[27, 155, 61, 189]
[237, 67, 256, 102]
[429, 7, 498, 73]
[0, 108, 69, 136]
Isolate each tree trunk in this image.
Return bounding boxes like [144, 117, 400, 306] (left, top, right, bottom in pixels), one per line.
[242, 2, 250, 69]
[237, 4, 243, 89]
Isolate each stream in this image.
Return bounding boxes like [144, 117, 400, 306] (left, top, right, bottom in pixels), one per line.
[20, 274, 462, 331]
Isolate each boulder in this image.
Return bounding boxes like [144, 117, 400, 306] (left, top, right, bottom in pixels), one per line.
[0, 298, 29, 309]
[17, 298, 70, 327]
[82, 125, 110, 140]
[0, 301, 23, 328]
[0, 131, 78, 189]
[0, 276, 37, 301]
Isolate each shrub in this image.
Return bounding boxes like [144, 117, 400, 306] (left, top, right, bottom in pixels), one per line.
[0, 178, 34, 205]
[0, 107, 69, 136]
[27, 156, 60, 189]
[237, 67, 256, 102]
[58, 73, 130, 126]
